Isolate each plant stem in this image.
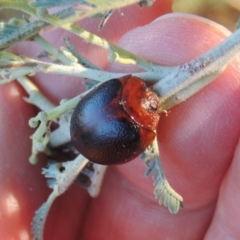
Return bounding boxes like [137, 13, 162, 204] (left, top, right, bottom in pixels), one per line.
[153, 27, 240, 110]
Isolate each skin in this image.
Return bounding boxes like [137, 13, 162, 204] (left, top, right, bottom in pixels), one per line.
[1, 1, 240, 239]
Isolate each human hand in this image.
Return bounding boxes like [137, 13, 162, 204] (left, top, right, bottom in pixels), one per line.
[1, 2, 240, 239]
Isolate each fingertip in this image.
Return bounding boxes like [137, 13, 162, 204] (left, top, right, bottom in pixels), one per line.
[204, 137, 240, 239]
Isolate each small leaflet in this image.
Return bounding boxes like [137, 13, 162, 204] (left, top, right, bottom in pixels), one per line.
[0, 22, 20, 37]
[144, 139, 183, 214]
[31, 155, 88, 240]
[31, 154, 108, 239]
[31, 0, 87, 7]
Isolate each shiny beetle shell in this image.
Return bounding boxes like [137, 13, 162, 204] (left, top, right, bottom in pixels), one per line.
[70, 75, 160, 165]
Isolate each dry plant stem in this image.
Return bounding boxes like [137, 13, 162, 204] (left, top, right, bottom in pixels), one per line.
[17, 75, 54, 111]
[0, 59, 133, 82]
[154, 26, 240, 110]
[2, 3, 239, 110]
[15, 75, 56, 163]
[32, 154, 89, 240]
[33, 0, 141, 23]
[2, 24, 240, 110]
[35, 35, 97, 69]
[0, 2, 155, 71]
[0, 57, 172, 84]
[34, 35, 75, 65]
[0, 7, 74, 50]
[67, 24, 154, 70]
[28, 96, 79, 163]
[0, 68, 35, 83]
[48, 110, 71, 147]
[31, 155, 107, 239]
[1, 21, 240, 109]
[63, 38, 100, 69]
[88, 165, 108, 197]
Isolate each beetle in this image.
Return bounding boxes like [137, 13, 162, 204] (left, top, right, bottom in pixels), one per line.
[70, 75, 161, 165]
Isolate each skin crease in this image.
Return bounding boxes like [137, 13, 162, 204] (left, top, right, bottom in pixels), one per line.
[1, 1, 240, 240]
